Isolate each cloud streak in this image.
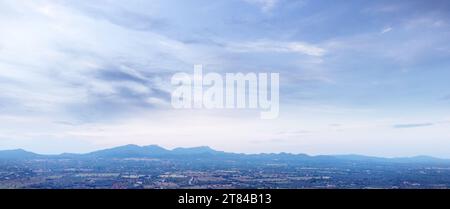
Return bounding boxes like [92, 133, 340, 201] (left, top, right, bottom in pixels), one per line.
[393, 123, 434, 129]
[226, 40, 326, 56]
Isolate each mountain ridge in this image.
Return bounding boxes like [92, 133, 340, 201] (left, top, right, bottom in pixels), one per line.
[0, 145, 449, 163]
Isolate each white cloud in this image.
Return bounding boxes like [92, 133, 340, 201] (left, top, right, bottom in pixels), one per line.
[381, 26, 392, 34]
[227, 40, 326, 56]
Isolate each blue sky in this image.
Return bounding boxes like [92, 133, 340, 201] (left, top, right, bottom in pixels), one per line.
[1, 0, 450, 157]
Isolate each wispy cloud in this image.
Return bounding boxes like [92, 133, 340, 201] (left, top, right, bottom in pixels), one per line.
[393, 123, 434, 129]
[0, 0, 209, 119]
[381, 26, 392, 34]
[226, 40, 326, 56]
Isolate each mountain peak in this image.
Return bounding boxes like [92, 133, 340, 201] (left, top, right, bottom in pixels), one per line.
[172, 146, 219, 154]
[118, 144, 141, 149]
[0, 148, 40, 159]
[143, 144, 167, 150]
[87, 144, 168, 158]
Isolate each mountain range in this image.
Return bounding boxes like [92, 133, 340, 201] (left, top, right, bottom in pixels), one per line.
[0, 144, 449, 165]
[0, 145, 224, 159]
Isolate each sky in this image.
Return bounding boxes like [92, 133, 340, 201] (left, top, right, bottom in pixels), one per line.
[1, 0, 450, 157]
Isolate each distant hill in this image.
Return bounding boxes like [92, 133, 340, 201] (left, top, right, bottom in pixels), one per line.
[172, 146, 223, 155]
[0, 145, 449, 165]
[87, 144, 170, 158]
[0, 149, 43, 159]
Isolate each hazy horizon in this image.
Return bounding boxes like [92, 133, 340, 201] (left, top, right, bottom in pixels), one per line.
[2, 143, 450, 160]
[1, 0, 450, 158]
